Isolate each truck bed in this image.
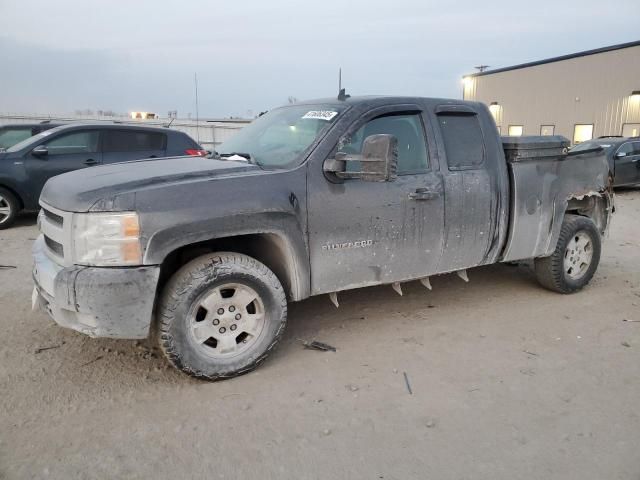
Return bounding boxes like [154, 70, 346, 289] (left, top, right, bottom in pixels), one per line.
[500, 136, 612, 262]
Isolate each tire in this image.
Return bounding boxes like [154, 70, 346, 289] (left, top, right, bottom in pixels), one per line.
[158, 252, 288, 380]
[534, 214, 601, 294]
[0, 187, 20, 230]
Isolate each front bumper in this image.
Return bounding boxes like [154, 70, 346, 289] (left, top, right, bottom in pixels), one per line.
[32, 236, 160, 339]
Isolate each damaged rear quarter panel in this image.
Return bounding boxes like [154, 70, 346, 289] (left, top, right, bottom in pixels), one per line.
[501, 150, 612, 262]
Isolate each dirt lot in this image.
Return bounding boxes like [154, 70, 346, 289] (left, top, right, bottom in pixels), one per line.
[1, 191, 639, 480]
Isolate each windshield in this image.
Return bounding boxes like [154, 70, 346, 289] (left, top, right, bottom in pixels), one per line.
[216, 104, 346, 168]
[6, 128, 56, 153]
[569, 140, 614, 153]
[0, 128, 33, 150]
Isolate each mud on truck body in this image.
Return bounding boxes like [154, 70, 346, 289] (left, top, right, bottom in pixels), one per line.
[32, 96, 613, 379]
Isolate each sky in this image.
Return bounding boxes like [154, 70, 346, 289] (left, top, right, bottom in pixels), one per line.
[0, 0, 638, 118]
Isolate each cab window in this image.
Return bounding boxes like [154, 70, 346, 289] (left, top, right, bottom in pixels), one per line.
[339, 113, 429, 174]
[438, 114, 485, 170]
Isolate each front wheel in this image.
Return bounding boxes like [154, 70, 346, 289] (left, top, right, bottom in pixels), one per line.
[0, 187, 20, 230]
[158, 252, 288, 380]
[534, 214, 601, 294]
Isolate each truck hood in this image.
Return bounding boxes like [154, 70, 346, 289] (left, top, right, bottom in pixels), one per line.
[40, 156, 261, 212]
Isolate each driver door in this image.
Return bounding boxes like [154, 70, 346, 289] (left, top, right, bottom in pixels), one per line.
[25, 129, 102, 198]
[307, 106, 445, 295]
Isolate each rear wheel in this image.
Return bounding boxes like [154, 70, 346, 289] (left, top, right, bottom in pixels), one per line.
[534, 214, 601, 293]
[0, 187, 19, 230]
[157, 252, 287, 380]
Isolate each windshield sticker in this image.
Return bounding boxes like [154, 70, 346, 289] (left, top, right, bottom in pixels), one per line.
[302, 111, 338, 121]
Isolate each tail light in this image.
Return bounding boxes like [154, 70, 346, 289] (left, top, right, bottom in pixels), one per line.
[185, 149, 208, 157]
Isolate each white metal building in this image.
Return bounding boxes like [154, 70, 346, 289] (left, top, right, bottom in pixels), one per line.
[462, 40, 640, 144]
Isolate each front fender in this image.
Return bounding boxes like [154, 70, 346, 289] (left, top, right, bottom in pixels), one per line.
[143, 211, 311, 300]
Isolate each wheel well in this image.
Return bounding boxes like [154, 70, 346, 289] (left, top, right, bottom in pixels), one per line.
[566, 194, 610, 234]
[157, 233, 302, 301]
[0, 184, 24, 210]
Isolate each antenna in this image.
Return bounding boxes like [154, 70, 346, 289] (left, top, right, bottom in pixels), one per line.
[474, 65, 490, 73]
[194, 72, 200, 144]
[337, 67, 350, 101]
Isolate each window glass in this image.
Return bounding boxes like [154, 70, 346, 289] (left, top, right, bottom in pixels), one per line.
[618, 142, 640, 156]
[438, 114, 485, 169]
[0, 128, 32, 149]
[103, 130, 165, 152]
[218, 104, 346, 168]
[573, 124, 594, 144]
[508, 125, 523, 136]
[622, 123, 640, 137]
[540, 125, 555, 136]
[339, 113, 429, 174]
[617, 143, 634, 155]
[45, 131, 99, 155]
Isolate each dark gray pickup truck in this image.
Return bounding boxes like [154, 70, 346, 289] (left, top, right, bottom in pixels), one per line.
[32, 96, 613, 379]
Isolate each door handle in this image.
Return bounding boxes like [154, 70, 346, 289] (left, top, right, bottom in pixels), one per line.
[84, 158, 99, 165]
[408, 188, 439, 201]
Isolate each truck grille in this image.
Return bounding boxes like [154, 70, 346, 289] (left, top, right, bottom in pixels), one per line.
[38, 202, 72, 265]
[42, 208, 64, 227]
[44, 236, 64, 257]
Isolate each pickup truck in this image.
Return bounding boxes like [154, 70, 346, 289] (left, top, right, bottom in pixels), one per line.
[32, 95, 613, 380]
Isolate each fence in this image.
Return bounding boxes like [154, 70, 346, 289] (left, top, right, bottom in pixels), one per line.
[0, 113, 251, 149]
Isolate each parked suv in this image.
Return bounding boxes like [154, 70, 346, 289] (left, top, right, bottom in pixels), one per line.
[570, 136, 640, 187]
[0, 121, 65, 151]
[0, 123, 206, 229]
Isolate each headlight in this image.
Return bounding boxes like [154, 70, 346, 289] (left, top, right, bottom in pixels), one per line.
[72, 212, 142, 266]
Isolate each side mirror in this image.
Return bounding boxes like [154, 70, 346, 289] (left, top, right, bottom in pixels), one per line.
[615, 152, 627, 158]
[32, 145, 49, 157]
[324, 134, 398, 182]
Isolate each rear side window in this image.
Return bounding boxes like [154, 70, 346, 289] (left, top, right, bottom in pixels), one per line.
[103, 130, 165, 152]
[437, 114, 485, 170]
[0, 128, 33, 149]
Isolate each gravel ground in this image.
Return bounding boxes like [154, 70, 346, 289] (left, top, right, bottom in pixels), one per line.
[1, 190, 639, 480]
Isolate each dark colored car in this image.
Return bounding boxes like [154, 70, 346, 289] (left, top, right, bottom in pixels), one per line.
[0, 121, 65, 151]
[570, 136, 640, 187]
[0, 123, 206, 228]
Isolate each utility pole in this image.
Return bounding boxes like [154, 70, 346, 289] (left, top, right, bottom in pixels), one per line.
[338, 67, 342, 93]
[194, 73, 200, 144]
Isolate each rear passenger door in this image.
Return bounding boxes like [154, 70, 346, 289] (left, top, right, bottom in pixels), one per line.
[101, 129, 167, 163]
[614, 141, 640, 186]
[433, 106, 495, 271]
